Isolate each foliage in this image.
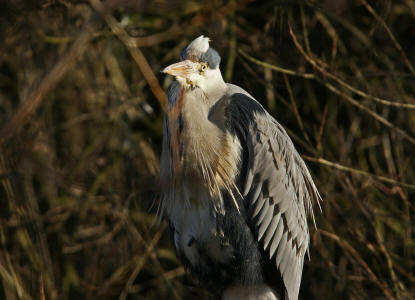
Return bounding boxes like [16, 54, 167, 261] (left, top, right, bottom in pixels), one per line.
[0, 0, 414, 299]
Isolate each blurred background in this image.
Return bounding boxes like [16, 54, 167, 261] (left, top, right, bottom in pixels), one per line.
[1, 0, 415, 299]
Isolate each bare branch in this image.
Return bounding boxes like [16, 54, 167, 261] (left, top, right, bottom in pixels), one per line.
[304, 156, 415, 190]
[0, 14, 99, 146]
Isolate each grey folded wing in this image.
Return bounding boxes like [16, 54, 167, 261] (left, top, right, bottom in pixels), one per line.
[224, 91, 321, 300]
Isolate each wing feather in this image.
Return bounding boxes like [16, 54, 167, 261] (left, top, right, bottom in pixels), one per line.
[275, 231, 288, 269]
[224, 89, 321, 300]
[244, 170, 254, 195]
[258, 204, 274, 240]
[251, 180, 263, 205]
[269, 218, 284, 258]
[263, 211, 280, 249]
[256, 197, 270, 225]
[253, 192, 264, 217]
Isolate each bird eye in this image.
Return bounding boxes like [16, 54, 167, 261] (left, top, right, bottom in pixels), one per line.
[200, 63, 207, 74]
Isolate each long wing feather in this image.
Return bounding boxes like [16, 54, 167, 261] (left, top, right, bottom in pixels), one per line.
[224, 86, 321, 300]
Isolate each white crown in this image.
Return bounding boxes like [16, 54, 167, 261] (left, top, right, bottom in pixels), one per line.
[186, 35, 210, 57]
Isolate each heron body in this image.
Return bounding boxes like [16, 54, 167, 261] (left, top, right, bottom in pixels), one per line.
[160, 36, 320, 300]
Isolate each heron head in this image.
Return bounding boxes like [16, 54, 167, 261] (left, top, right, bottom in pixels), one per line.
[162, 36, 223, 92]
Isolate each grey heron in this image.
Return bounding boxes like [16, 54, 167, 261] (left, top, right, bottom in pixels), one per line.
[159, 35, 321, 300]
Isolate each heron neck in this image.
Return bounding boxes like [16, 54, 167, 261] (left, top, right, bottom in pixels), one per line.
[180, 86, 225, 177]
[204, 83, 227, 107]
[199, 69, 227, 107]
[181, 88, 223, 137]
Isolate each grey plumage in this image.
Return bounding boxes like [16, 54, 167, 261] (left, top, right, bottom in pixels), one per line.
[167, 80, 181, 105]
[269, 218, 284, 258]
[253, 192, 265, 217]
[256, 197, 270, 226]
[251, 181, 263, 206]
[263, 212, 280, 250]
[258, 204, 273, 240]
[160, 36, 321, 300]
[223, 90, 320, 300]
[200, 47, 221, 68]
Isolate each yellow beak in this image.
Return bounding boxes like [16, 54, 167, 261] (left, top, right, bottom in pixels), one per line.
[162, 60, 197, 78]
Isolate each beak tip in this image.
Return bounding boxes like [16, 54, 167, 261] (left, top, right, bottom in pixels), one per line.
[161, 67, 170, 75]
[161, 60, 192, 77]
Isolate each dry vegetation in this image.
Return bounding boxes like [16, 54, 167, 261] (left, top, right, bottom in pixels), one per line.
[0, 0, 415, 299]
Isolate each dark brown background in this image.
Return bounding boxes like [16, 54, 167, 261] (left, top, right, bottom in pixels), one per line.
[1, 0, 414, 299]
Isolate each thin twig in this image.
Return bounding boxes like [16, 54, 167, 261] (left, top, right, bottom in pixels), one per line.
[315, 11, 339, 66]
[89, 0, 166, 109]
[319, 230, 395, 300]
[300, 6, 312, 56]
[133, 25, 181, 47]
[238, 48, 316, 79]
[119, 226, 165, 300]
[287, 21, 415, 109]
[124, 220, 182, 300]
[361, 0, 415, 76]
[225, 1, 237, 82]
[281, 127, 316, 156]
[0, 13, 99, 147]
[0, 261, 34, 300]
[303, 155, 415, 190]
[264, 66, 275, 112]
[239, 46, 415, 144]
[282, 74, 312, 146]
[374, 225, 403, 298]
[324, 82, 415, 145]
[317, 103, 328, 153]
[129, 267, 186, 294]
